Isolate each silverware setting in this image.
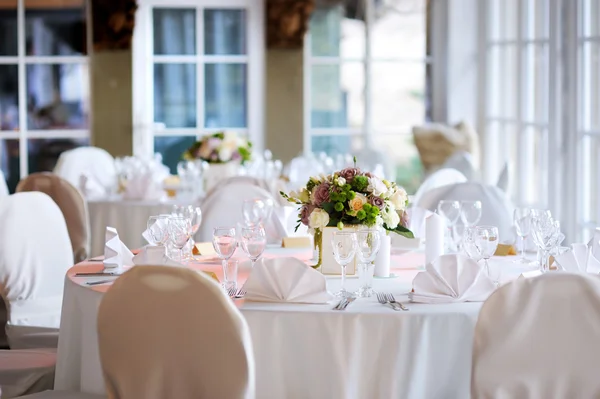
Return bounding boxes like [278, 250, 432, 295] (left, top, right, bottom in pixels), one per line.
[86, 279, 115, 286]
[227, 287, 246, 299]
[75, 272, 120, 277]
[376, 292, 409, 311]
[333, 297, 355, 311]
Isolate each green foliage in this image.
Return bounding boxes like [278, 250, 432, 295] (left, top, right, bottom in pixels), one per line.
[334, 202, 344, 212]
[352, 176, 368, 192]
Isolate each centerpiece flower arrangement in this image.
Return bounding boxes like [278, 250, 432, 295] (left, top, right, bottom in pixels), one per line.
[281, 162, 414, 269]
[183, 131, 252, 164]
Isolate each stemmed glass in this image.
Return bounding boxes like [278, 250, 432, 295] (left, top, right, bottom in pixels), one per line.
[240, 225, 267, 268]
[532, 216, 561, 272]
[212, 227, 238, 285]
[473, 226, 499, 285]
[460, 201, 482, 227]
[172, 205, 203, 260]
[513, 208, 533, 264]
[146, 215, 170, 248]
[332, 231, 358, 298]
[463, 226, 483, 263]
[242, 198, 274, 226]
[438, 200, 461, 251]
[531, 209, 553, 269]
[355, 229, 381, 298]
[167, 216, 192, 262]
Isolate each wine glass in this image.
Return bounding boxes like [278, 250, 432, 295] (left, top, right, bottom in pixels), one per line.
[242, 198, 274, 226]
[212, 227, 238, 285]
[460, 201, 482, 227]
[355, 229, 381, 298]
[473, 226, 499, 284]
[513, 207, 533, 264]
[463, 226, 483, 262]
[438, 200, 461, 251]
[240, 225, 267, 267]
[146, 215, 170, 247]
[167, 216, 192, 262]
[331, 231, 358, 298]
[532, 217, 561, 272]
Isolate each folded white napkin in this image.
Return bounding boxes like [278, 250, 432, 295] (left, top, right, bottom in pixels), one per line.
[142, 217, 168, 245]
[104, 227, 134, 269]
[244, 257, 333, 304]
[554, 243, 600, 273]
[123, 172, 165, 201]
[588, 228, 600, 259]
[409, 254, 496, 303]
[79, 173, 107, 199]
[133, 245, 183, 267]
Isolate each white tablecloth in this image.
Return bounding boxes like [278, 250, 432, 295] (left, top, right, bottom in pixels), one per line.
[54, 248, 527, 398]
[87, 198, 184, 257]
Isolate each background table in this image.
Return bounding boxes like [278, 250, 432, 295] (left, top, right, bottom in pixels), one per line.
[87, 198, 185, 256]
[54, 248, 527, 398]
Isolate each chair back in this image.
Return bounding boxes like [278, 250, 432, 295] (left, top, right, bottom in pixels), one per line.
[0, 192, 72, 333]
[416, 182, 515, 242]
[413, 168, 468, 206]
[17, 172, 90, 262]
[98, 266, 255, 399]
[199, 178, 285, 243]
[0, 170, 8, 197]
[53, 147, 116, 193]
[472, 273, 600, 399]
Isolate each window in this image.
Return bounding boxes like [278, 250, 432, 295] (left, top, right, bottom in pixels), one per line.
[0, 0, 89, 192]
[132, 0, 263, 173]
[482, 0, 553, 209]
[304, 0, 430, 193]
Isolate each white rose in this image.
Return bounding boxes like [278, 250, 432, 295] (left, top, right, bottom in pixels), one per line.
[218, 147, 233, 162]
[381, 206, 400, 229]
[336, 176, 346, 186]
[308, 208, 330, 230]
[390, 188, 408, 210]
[368, 177, 387, 196]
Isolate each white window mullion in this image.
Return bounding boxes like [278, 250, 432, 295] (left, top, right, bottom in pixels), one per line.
[196, 6, 204, 137]
[17, 0, 27, 178]
[303, 27, 312, 155]
[364, 0, 373, 148]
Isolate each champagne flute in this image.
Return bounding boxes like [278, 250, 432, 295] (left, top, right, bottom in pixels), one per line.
[332, 231, 358, 298]
[240, 225, 267, 267]
[513, 207, 532, 264]
[212, 227, 238, 285]
[355, 229, 381, 298]
[474, 226, 499, 285]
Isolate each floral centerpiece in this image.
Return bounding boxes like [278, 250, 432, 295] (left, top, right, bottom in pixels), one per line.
[183, 131, 252, 164]
[281, 163, 414, 269]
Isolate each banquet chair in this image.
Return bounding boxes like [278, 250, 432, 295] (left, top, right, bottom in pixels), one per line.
[17, 173, 91, 263]
[472, 273, 600, 398]
[440, 150, 478, 181]
[496, 162, 509, 192]
[199, 178, 286, 243]
[0, 192, 73, 349]
[416, 182, 515, 242]
[97, 266, 255, 399]
[0, 348, 55, 398]
[412, 168, 468, 206]
[53, 147, 116, 196]
[0, 170, 8, 197]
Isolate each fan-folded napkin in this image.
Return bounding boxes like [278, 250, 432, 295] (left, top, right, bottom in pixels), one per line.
[554, 243, 600, 273]
[409, 254, 496, 303]
[79, 173, 107, 199]
[122, 172, 165, 201]
[104, 227, 134, 269]
[244, 257, 333, 303]
[133, 245, 183, 267]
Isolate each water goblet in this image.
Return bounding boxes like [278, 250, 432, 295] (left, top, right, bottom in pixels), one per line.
[355, 229, 381, 298]
[212, 227, 238, 286]
[438, 200, 461, 251]
[473, 226, 499, 285]
[532, 216, 560, 272]
[240, 225, 267, 267]
[167, 216, 192, 262]
[146, 215, 170, 248]
[332, 231, 358, 298]
[463, 226, 483, 262]
[460, 201, 482, 227]
[242, 198, 274, 227]
[513, 207, 533, 264]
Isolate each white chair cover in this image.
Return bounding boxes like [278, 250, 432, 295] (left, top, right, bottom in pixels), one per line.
[199, 178, 286, 243]
[441, 151, 477, 181]
[0, 192, 73, 349]
[53, 147, 116, 194]
[0, 170, 8, 197]
[17, 392, 104, 399]
[413, 168, 468, 207]
[97, 266, 255, 399]
[472, 273, 600, 398]
[416, 182, 515, 242]
[0, 349, 55, 398]
[496, 162, 509, 192]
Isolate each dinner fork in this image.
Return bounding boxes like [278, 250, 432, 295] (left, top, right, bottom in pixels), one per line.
[384, 293, 409, 311]
[376, 292, 401, 311]
[234, 288, 246, 298]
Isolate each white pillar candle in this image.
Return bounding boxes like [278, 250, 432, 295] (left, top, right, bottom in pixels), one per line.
[374, 234, 391, 277]
[425, 213, 445, 266]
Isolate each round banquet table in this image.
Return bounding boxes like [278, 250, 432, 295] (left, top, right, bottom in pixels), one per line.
[54, 248, 527, 399]
[87, 198, 191, 257]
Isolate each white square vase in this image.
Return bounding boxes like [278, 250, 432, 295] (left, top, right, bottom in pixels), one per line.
[319, 226, 357, 276]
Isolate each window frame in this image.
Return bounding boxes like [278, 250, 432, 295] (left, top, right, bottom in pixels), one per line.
[132, 0, 265, 160]
[0, 0, 91, 179]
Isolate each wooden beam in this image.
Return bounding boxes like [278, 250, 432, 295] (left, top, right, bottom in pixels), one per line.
[266, 0, 315, 49]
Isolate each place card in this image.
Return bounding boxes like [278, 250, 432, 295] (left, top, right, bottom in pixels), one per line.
[519, 270, 543, 279]
[193, 242, 216, 256]
[494, 244, 516, 256]
[282, 237, 312, 248]
[201, 271, 219, 283]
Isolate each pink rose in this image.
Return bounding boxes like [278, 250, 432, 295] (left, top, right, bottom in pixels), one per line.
[368, 195, 385, 210]
[300, 204, 315, 226]
[400, 210, 410, 228]
[339, 167, 361, 183]
[312, 182, 331, 206]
